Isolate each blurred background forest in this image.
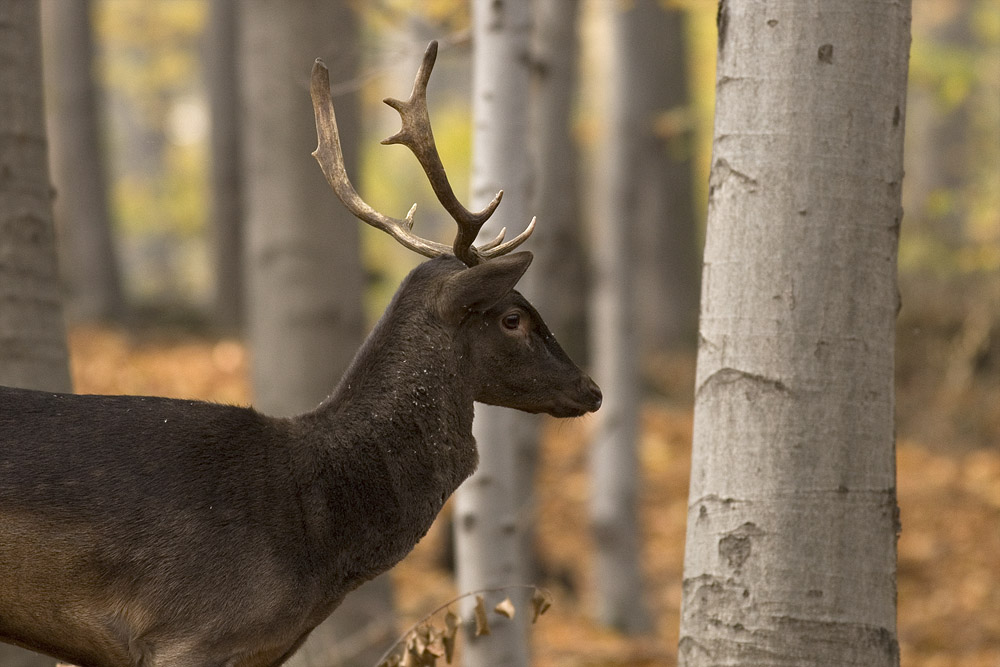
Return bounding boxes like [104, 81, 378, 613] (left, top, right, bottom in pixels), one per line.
[23, 0, 1000, 665]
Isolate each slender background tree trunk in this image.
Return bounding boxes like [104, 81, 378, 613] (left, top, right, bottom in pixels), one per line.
[496, 0, 587, 591]
[454, 1, 534, 665]
[239, 2, 396, 664]
[40, 0, 123, 325]
[529, 0, 587, 365]
[0, 2, 71, 665]
[586, 0, 653, 636]
[679, 1, 911, 664]
[206, 0, 244, 332]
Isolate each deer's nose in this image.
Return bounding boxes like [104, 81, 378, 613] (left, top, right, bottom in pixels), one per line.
[582, 376, 602, 411]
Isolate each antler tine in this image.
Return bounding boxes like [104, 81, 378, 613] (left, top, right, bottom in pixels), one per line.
[477, 226, 509, 253]
[480, 217, 537, 259]
[310, 58, 451, 259]
[382, 41, 533, 266]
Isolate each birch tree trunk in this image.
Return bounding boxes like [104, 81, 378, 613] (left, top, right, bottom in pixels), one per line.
[679, 1, 911, 664]
[453, 1, 534, 665]
[586, 0, 653, 635]
[487, 0, 588, 590]
[240, 3, 396, 664]
[0, 2, 71, 665]
[40, 0, 122, 324]
[206, 0, 243, 332]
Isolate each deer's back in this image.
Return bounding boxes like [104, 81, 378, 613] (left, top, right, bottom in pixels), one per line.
[1, 386, 289, 515]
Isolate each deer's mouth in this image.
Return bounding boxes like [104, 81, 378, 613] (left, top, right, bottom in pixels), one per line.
[544, 377, 602, 418]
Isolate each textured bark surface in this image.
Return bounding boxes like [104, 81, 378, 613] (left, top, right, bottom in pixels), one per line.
[453, 1, 534, 665]
[0, 0, 72, 397]
[0, 3, 72, 665]
[240, 2, 395, 664]
[679, 1, 911, 665]
[40, 0, 123, 324]
[586, 0, 653, 636]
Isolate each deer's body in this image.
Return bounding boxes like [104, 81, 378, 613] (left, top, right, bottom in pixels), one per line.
[1, 392, 319, 666]
[0, 42, 600, 666]
[0, 257, 600, 666]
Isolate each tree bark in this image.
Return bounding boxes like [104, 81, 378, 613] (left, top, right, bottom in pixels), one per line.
[679, 1, 911, 665]
[0, 0, 72, 396]
[206, 0, 244, 332]
[0, 2, 72, 664]
[586, 0, 653, 636]
[482, 0, 588, 592]
[40, 0, 123, 325]
[240, 3, 396, 664]
[453, 1, 534, 665]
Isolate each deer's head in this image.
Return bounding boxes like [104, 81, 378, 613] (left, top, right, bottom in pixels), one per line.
[310, 41, 601, 419]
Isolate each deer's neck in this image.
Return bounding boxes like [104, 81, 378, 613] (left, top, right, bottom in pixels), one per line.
[291, 300, 476, 589]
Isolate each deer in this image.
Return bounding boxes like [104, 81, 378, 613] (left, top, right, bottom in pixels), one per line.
[0, 41, 600, 667]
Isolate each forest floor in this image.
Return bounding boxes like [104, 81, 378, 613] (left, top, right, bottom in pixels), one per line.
[67, 282, 999, 666]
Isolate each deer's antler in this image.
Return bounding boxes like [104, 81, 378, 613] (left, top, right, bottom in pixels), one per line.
[311, 58, 451, 259]
[310, 41, 535, 267]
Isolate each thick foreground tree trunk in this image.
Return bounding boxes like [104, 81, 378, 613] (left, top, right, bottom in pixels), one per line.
[679, 1, 911, 665]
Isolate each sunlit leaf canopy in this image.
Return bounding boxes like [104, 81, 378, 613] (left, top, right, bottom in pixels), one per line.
[92, 0, 208, 299]
[86, 0, 997, 302]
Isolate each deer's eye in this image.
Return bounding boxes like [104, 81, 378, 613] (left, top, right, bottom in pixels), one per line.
[502, 312, 521, 330]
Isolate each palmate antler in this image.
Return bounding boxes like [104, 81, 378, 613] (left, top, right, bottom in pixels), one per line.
[310, 40, 534, 267]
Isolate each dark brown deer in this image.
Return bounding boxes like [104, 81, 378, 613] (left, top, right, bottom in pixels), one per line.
[0, 41, 599, 667]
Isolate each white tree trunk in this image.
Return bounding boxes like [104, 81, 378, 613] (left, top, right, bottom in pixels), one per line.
[0, 2, 71, 665]
[40, 0, 123, 325]
[240, 3, 396, 664]
[679, 1, 911, 664]
[491, 0, 588, 590]
[586, 0, 653, 636]
[453, 1, 534, 665]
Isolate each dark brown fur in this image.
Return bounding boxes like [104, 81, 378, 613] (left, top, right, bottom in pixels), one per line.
[0, 253, 600, 667]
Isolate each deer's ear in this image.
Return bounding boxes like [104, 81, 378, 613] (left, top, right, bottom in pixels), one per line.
[439, 252, 533, 317]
